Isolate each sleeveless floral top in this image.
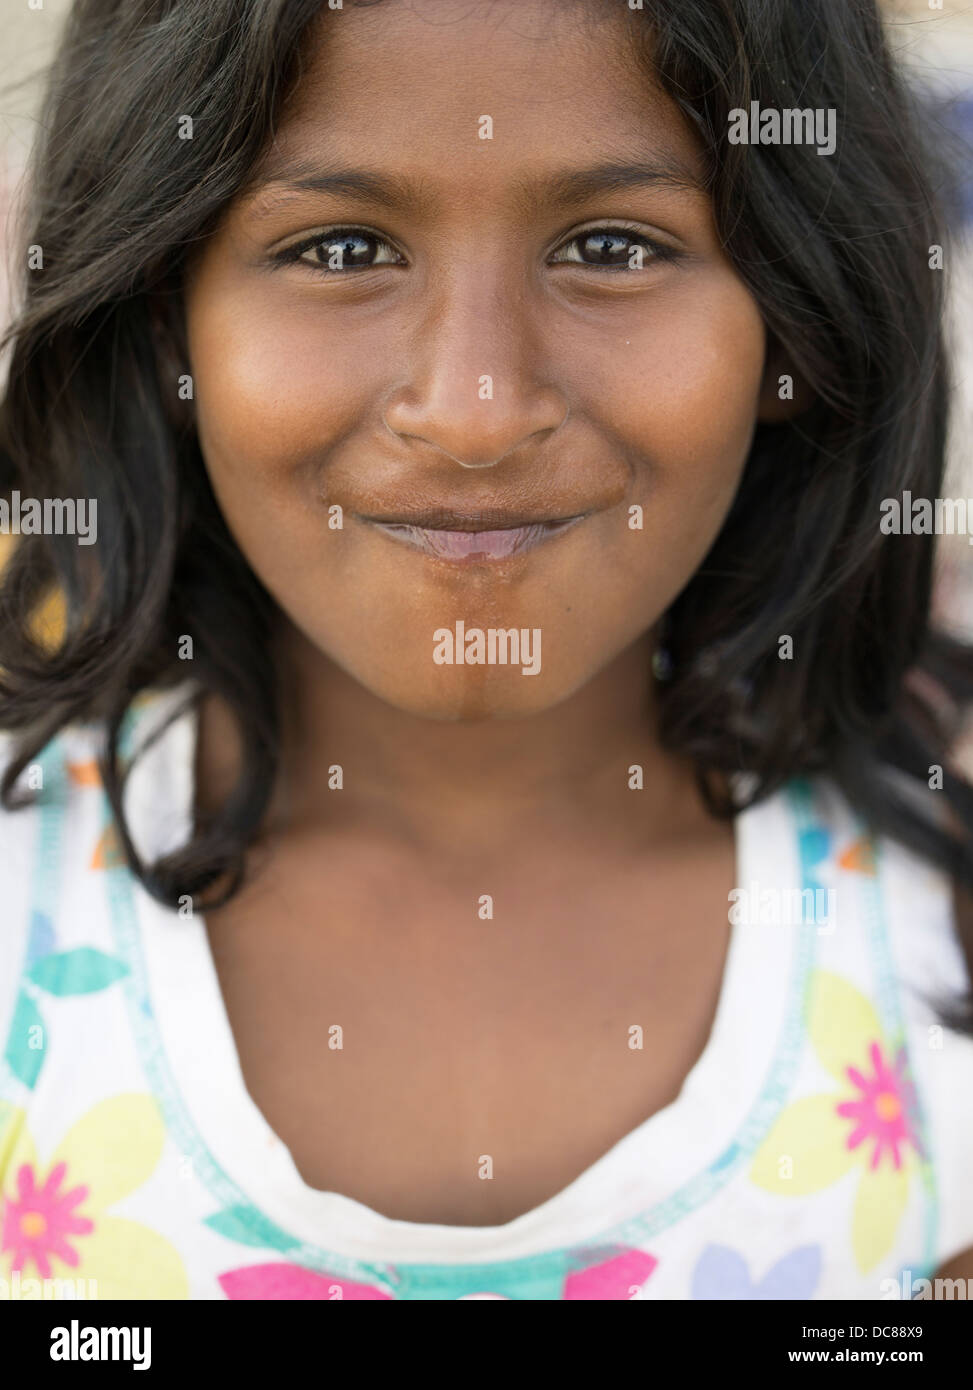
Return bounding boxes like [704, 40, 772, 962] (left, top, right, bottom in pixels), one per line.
[1, 683, 972, 1300]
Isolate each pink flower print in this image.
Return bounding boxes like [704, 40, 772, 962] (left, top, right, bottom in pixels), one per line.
[751, 972, 927, 1273]
[1, 1096, 187, 1297]
[218, 1264, 392, 1300]
[219, 1248, 658, 1300]
[836, 1042, 921, 1171]
[564, 1250, 657, 1299]
[2, 1161, 94, 1278]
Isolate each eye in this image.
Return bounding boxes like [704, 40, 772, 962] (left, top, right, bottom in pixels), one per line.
[549, 225, 676, 271]
[274, 227, 404, 272]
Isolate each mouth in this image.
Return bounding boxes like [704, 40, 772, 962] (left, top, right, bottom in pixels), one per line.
[360, 511, 588, 562]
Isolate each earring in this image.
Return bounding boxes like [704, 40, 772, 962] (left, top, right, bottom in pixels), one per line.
[652, 611, 673, 682]
[652, 644, 673, 682]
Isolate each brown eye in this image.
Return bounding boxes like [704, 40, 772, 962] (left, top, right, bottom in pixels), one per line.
[277, 227, 403, 272]
[580, 231, 637, 265]
[306, 231, 378, 269]
[551, 227, 673, 270]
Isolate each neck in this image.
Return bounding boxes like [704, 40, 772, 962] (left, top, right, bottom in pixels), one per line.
[197, 614, 705, 859]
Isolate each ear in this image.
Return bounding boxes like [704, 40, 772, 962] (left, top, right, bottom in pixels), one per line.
[756, 334, 816, 423]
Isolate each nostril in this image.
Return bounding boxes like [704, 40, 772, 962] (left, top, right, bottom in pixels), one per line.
[450, 452, 507, 469]
[381, 383, 569, 470]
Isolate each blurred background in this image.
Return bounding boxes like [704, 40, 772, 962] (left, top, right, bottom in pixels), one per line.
[882, 0, 973, 645]
[0, 0, 971, 641]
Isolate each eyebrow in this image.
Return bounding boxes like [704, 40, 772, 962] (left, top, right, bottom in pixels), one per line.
[241, 153, 706, 221]
[532, 156, 705, 207]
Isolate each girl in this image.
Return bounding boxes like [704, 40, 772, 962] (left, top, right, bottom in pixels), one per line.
[0, 0, 972, 1302]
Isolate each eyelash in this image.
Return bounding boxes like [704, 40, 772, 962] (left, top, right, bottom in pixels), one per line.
[271, 223, 681, 274]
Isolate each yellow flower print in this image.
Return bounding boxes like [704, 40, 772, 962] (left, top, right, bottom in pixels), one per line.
[750, 972, 922, 1273]
[0, 1095, 187, 1298]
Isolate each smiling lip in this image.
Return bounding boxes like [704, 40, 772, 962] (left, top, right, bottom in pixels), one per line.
[363, 512, 587, 562]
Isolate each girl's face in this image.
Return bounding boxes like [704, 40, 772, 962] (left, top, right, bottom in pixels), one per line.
[185, 0, 773, 721]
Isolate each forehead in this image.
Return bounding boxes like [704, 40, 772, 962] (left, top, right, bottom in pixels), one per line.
[247, 0, 704, 209]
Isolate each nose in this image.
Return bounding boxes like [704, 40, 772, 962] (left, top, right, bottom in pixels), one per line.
[382, 271, 569, 469]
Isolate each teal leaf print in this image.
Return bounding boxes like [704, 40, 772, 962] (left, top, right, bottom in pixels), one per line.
[26, 911, 56, 965]
[3, 990, 47, 1088]
[205, 1204, 296, 1253]
[27, 947, 129, 996]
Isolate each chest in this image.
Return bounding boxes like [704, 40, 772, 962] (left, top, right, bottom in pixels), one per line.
[202, 829, 735, 1225]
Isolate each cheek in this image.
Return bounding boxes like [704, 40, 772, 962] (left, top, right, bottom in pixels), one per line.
[604, 276, 765, 488]
[587, 274, 766, 597]
[184, 294, 387, 699]
[186, 285, 373, 485]
[185, 280, 382, 627]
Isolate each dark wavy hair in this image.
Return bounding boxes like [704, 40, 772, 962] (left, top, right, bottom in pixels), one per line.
[2, 0, 972, 1023]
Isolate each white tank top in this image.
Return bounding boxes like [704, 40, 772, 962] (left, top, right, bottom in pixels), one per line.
[1, 682, 972, 1300]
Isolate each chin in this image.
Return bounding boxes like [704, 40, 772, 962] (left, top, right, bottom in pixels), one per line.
[383, 678, 569, 724]
[350, 662, 585, 724]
